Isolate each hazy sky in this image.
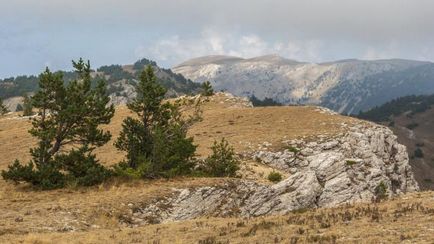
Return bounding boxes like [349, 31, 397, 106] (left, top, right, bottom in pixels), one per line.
[1, 0, 434, 78]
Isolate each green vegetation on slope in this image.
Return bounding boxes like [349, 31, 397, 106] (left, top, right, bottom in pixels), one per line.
[357, 94, 434, 122]
[0, 58, 200, 101]
[0, 71, 80, 99]
[250, 95, 282, 107]
[1, 62, 239, 189]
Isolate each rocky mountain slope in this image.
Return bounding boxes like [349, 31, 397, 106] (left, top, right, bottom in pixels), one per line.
[173, 55, 434, 114]
[0, 93, 419, 242]
[0, 58, 200, 111]
[358, 94, 434, 190]
[130, 111, 418, 225]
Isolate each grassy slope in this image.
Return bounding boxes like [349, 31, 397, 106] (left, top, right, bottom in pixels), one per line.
[0, 93, 355, 169]
[2, 191, 433, 243]
[0, 93, 432, 243]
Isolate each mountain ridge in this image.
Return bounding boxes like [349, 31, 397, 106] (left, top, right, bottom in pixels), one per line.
[176, 55, 431, 67]
[173, 55, 434, 114]
[0, 58, 201, 111]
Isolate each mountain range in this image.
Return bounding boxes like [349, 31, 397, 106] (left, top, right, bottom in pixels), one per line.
[0, 58, 200, 111]
[4, 55, 434, 115]
[173, 55, 434, 114]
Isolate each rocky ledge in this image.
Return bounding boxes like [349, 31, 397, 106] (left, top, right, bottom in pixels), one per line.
[122, 118, 419, 226]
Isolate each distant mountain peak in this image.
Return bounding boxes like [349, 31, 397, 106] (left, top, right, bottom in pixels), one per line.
[244, 54, 303, 65]
[173, 55, 434, 114]
[175, 54, 304, 68]
[175, 55, 244, 67]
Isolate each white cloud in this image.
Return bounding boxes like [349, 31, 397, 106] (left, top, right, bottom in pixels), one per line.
[137, 29, 324, 66]
[3, 0, 434, 77]
[361, 43, 400, 60]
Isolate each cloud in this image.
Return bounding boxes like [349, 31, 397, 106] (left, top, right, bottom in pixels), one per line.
[2, 0, 434, 76]
[362, 48, 393, 61]
[361, 42, 407, 60]
[5, 0, 434, 42]
[137, 29, 324, 66]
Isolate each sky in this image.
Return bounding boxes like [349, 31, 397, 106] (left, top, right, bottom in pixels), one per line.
[1, 0, 434, 78]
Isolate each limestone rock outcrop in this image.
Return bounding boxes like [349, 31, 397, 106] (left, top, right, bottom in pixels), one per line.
[123, 121, 418, 225]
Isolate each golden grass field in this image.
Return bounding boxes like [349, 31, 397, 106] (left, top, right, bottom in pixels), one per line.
[0, 93, 357, 168]
[0, 93, 432, 243]
[1, 190, 433, 243]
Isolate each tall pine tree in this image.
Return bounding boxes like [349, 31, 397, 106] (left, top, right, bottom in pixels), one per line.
[115, 65, 201, 178]
[201, 81, 214, 96]
[2, 59, 115, 189]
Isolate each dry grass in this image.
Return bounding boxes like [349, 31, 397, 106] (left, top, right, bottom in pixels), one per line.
[1, 93, 426, 243]
[1, 191, 433, 243]
[0, 177, 227, 236]
[0, 94, 355, 188]
[0, 93, 357, 170]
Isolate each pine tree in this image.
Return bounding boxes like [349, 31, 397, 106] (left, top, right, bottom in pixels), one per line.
[22, 93, 34, 116]
[115, 65, 201, 178]
[2, 59, 115, 189]
[0, 98, 9, 115]
[201, 138, 240, 177]
[201, 81, 214, 96]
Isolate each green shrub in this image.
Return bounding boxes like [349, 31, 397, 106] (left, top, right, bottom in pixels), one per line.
[374, 181, 388, 202]
[201, 138, 240, 177]
[414, 148, 424, 158]
[113, 161, 146, 179]
[3, 153, 111, 190]
[346, 160, 357, 166]
[2, 160, 66, 190]
[406, 122, 419, 130]
[416, 142, 425, 147]
[250, 95, 282, 107]
[55, 148, 112, 186]
[286, 146, 300, 153]
[267, 171, 282, 183]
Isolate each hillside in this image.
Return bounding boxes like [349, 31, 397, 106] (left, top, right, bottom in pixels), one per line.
[358, 94, 434, 190]
[0, 93, 426, 243]
[173, 55, 434, 114]
[0, 58, 200, 111]
[1, 191, 433, 243]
